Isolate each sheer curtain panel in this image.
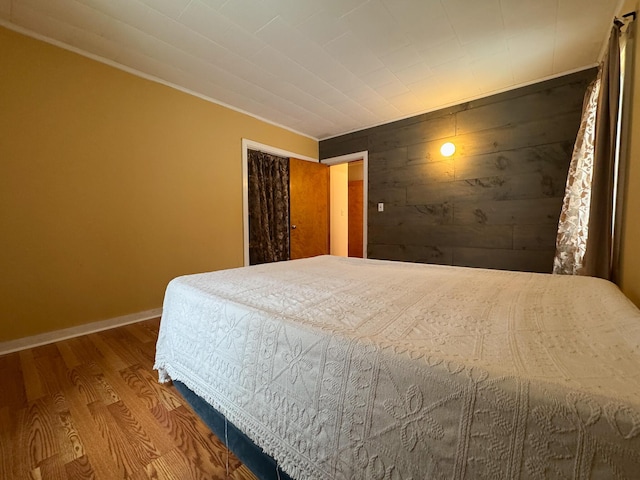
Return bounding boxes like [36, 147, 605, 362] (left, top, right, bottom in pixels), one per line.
[554, 23, 623, 279]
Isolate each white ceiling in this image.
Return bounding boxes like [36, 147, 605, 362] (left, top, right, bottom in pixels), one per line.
[0, 0, 622, 140]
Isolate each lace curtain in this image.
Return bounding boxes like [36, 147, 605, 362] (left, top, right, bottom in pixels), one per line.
[248, 150, 290, 265]
[554, 24, 622, 278]
[553, 78, 601, 275]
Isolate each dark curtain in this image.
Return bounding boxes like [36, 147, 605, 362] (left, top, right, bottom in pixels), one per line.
[612, 18, 636, 283]
[583, 23, 622, 279]
[248, 150, 290, 265]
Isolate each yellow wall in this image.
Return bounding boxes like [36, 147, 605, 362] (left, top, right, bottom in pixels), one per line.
[0, 26, 317, 342]
[620, 2, 640, 306]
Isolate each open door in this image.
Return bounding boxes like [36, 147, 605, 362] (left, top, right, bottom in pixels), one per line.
[348, 177, 364, 257]
[289, 158, 329, 259]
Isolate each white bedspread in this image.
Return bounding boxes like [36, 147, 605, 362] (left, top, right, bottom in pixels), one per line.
[155, 255, 640, 479]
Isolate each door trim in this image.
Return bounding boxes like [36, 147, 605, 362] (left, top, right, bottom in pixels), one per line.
[241, 139, 318, 266]
[322, 151, 369, 259]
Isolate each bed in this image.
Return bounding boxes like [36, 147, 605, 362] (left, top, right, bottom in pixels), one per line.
[154, 255, 640, 479]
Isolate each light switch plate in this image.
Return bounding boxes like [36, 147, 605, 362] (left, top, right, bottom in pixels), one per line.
[378, 202, 384, 212]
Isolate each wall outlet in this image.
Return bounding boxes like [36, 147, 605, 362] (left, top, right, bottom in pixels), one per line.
[378, 202, 384, 212]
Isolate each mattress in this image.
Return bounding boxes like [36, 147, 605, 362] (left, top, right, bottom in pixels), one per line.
[154, 255, 640, 479]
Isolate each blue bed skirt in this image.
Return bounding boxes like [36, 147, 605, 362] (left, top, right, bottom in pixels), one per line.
[173, 381, 294, 480]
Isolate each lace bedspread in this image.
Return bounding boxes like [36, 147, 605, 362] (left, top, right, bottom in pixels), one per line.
[154, 256, 640, 479]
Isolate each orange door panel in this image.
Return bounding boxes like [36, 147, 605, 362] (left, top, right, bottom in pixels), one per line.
[289, 158, 329, 259]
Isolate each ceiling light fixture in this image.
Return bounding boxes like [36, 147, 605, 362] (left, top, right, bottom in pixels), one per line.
[440, 142, 456, 157]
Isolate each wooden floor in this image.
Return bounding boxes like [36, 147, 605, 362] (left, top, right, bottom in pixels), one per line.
[0, 318, 257, 480]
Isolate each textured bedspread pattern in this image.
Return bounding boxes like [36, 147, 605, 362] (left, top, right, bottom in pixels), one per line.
[155, 256, 640, 479]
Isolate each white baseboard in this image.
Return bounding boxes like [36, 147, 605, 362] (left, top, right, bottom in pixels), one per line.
[0, 308, 163, 356]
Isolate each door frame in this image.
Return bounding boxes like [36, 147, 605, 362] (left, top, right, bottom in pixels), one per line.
[322, 151, 369, 259]
[241, 139, 317, 266]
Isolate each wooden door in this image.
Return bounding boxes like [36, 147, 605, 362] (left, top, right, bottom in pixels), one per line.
[348, 179, 364, 257]
[289, 158, 329, 259]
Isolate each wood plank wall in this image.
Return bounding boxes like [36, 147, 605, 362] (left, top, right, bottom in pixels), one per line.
[319, 69, 597, 273]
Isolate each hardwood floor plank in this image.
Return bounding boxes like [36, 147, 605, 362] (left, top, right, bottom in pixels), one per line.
[69, 363, 119, 406]
[123, 323, 158, 344]
[151, 402, 234, 478]
[87, 400, 142, 479]
[137, 320, 160, 339]
[120, 366, 158, 411]
[138, 340, 159, 365]
[32, 343, 62, 359]
[38, 453, 67, 480]
[130, 467, 153, 480]
[127, 364, 183, 412]
[94, 370, 122, 405]
[0, 352, 28, 410]
[86, 334, 129, 372]
[0, 319, 258, 480]
[19, 349, 45, 403]
[60, 399, 120, 478]
[49, 359, 137, 478]
[0, 406, 12, 480]
[27, 468, 42, 480]
[65, 336, 105, 366]
[28, 397, 59, 468]
[88, 400, 159, 479]
[87, 368, 176, 457]
[99, 328, 156, 367]
[12, 396, 58, 477]
[108, 400, 161, 466]
[33, 348, 70, 399]
[146, 447, 204, 480]
[51, 391, 70, 415]
[64, 454, 96, 480]
[57, 409, 85, 463]
[56, 340, 82, 369]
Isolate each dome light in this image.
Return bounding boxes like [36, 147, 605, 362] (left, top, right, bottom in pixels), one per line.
[440, 142, 456, 157]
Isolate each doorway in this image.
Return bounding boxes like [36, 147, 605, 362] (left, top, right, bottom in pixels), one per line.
[242, 139, 328, 266]
[325, 151, 369, 259]
[247, 152, 328, 264]
[242, 139, 367, 266]
[348, 161, 364, 258]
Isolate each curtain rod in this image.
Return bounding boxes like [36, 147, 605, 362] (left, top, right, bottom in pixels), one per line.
[614, 11, 635, 29]
[621, 11, 636, 22]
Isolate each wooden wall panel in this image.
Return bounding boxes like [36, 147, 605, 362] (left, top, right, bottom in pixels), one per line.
[453, 247, 556, 272]
[368, 244, 453, 265]
[454, 81, 588, 135]
[453, 198, 562, 226]
[513, 224, 560, 250]
[320, 69, 597, 273]
[369, 224, 514, 249]
[454, 143, 572, 181]
[405, 172, 567, 206]
[373, 204, 454, 227]
[368, 115, 456, 151]
[371, 159, 455, 187]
